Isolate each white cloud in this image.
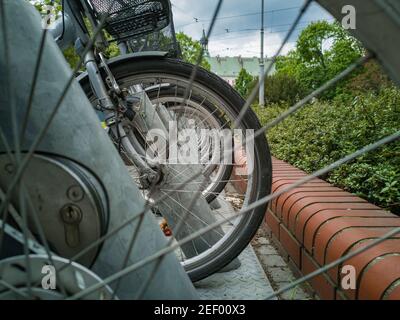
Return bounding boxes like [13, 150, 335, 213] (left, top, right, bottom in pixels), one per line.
[171, 0, 333, 58]
[208, 31, 296, 58]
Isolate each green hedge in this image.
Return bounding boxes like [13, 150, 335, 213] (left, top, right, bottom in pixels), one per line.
[253, 87, 400, 214]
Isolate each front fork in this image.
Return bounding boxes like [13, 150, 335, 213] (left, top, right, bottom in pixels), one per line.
[83, 51, 115, 111]
[84, 49, 162, 181]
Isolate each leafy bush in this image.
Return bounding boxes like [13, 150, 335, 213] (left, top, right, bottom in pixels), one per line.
[253, 87, 400, 214]
[236, 21, 398, 214]
[238, 71, 305, 105]
[264, 73, 306, 105]
[346, 60, 392, 94]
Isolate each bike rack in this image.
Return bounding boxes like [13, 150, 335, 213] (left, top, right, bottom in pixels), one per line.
[0, 0, 198, 299]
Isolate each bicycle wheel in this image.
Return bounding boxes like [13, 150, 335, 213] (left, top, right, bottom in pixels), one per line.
[80, 56, 272, 281]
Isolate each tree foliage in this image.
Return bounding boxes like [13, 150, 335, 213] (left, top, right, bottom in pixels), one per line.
[237, 21, 368, 105]
[31, 0, 61, 12]
[32, 2, 208, 70]
[276, 21, 364, 98]
[176, 32, 210, 70]
[234, 68, 254, 98]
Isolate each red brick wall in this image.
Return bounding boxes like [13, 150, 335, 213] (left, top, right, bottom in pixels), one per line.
[265, 158, 400, 300]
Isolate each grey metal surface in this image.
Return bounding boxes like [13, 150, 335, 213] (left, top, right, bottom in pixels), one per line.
[192, 190, 274, 300]
[0, 154, 106, 266]
[0, 0, 198, 300]
[76, 52, 169, 84]
[49, 12, 77, 51]
[195, 245, 276, 300]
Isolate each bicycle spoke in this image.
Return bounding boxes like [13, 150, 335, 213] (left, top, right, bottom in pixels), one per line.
[110, 205, 146, 299]
[0, 129, 14, 162]
[166, 165, 192, 181]
[0, 279, 30, 300]
[160, 189, 230, 195]
[0, 167, 67, 296]
[158, 199, 213, 248]
[0, 1, 16, 249]
[0, 188, 37, 246]
[45, 170, 203, 280]
[165, 179, 248, 186]
[254, 54, 373, 135]
[208, 53, 373, 166]
[17, 183, 33, 297]
[1, 0, 398, 302]
[111, 179, 160, 298]
[22, 186, 68, 297]
[265, 225, 400, 300]
[160, 191, 224, 238]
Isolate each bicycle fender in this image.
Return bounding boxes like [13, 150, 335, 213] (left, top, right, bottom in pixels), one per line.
[76, 51, 169, 84]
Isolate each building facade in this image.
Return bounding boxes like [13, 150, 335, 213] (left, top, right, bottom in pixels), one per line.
[205, 56, 275, 86]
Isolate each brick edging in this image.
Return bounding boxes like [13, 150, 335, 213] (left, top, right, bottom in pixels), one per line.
[265, 157, 400, 300]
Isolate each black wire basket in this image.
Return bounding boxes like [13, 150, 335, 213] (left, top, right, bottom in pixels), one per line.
[125, 16, 180, 57]
[87, 0, 180, 57]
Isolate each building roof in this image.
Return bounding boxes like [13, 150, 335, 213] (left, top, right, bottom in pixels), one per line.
[205, 56, 275, 78]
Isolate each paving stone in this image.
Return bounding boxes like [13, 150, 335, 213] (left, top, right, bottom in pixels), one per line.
[255, 237, 270, 245]
[253, 228, 313, 300]
[255, 245, 278, 255]
[268, 267, 296, 283]
[279, 285, 311, 300]
[259, 254, 287, 267]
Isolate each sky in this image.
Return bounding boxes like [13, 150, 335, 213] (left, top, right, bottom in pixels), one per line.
[171, 0, 333, 58]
